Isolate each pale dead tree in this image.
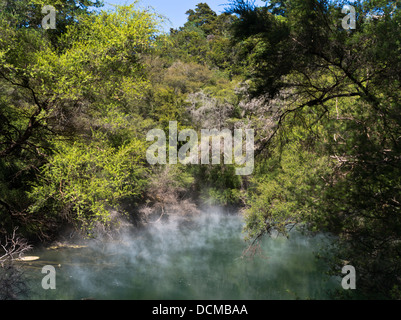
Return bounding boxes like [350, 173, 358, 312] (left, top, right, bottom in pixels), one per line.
[0, 228, 32, 300]
[186, 91, 234, 130]
[0, 228, 32, 266]
[236, 82, 286, 123]
[236, 81, 318, 155]
[234, 83, 285, 154]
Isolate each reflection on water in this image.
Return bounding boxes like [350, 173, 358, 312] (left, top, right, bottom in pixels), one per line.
[23, 211, 339, 300]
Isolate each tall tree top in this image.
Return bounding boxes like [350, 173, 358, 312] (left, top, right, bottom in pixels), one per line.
[184, 2, 218, 35]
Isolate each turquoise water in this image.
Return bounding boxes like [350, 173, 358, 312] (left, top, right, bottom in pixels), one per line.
[23, 211, 339, 300]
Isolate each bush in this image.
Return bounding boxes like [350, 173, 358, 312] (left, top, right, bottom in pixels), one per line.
[28, 136, 148, 235]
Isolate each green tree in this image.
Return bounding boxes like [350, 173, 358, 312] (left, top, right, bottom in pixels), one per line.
[185, 3, 217, 35]
[0, 0, 104, 48]
[228, 0, 401, 298]
[0, 2, 161, 238]
[29, 137, 148, 235]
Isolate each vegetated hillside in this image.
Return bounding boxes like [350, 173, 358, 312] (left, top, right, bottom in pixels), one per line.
[0, 0, 400, 299]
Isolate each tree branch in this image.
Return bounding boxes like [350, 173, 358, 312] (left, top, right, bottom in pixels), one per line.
[256, 92, 361, 155]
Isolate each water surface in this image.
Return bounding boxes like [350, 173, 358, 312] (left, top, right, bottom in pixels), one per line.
[24, 211, 338, 300]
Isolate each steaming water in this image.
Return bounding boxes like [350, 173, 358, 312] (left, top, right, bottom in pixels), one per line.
[23, 210, 338, 300]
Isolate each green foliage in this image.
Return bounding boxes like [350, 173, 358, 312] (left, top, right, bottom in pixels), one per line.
[193, 164, 243, 206]
[162, 61, 212, 94]
[0, 0, 104, 48]
[5, 0, 400, 301]
[242, 132, 331, 240]
[185, 3, 217, 35]
[28, 137, 148, 234]
[0, 2, 161, 237]
[167, 4, 240, 73]
[229, 0, 401, 298]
